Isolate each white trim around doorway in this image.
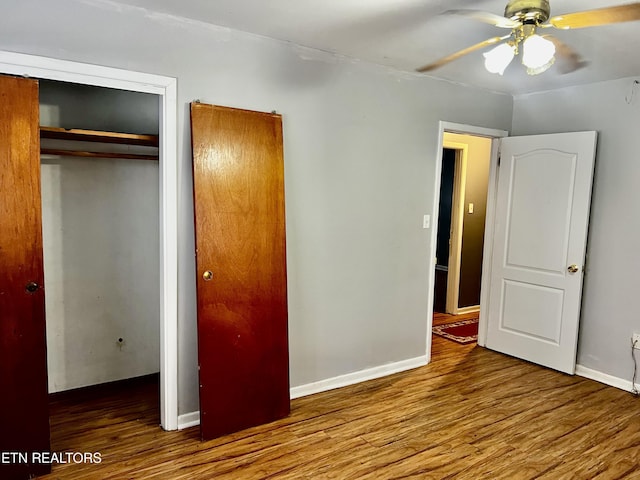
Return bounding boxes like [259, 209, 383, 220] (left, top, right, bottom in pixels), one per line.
[442, 139, 468, 316]
[0, 50, 179, 431]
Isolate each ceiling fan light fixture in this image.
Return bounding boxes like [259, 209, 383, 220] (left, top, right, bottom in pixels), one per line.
[418, 1, 640, 77]
[522, 34, 556, 70]
[483, 43, 516, 75]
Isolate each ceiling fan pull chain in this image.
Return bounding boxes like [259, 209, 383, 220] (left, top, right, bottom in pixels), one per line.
[625, 80, 639, 105]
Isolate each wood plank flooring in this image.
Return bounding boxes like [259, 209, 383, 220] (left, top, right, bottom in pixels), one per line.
[41, 328, 640, 479]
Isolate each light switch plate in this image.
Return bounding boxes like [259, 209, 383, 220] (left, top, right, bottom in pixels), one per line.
[423, 215, 430, 229]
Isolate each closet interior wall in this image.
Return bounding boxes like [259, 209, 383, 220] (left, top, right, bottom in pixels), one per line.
[39, 80, 161, 393]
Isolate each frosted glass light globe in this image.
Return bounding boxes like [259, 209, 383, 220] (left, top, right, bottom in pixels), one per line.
[483, 43, 516, 75]
[522, 34, 556, 72]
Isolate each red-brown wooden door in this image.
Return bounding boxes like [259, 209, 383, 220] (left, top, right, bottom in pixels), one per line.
[0, 76, 51, 478]
[190, 103, 290, 440]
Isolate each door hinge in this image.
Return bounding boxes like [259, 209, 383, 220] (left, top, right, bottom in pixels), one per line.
[497, 155, 501, 167]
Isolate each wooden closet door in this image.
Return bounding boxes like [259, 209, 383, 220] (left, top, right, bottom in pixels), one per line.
[191, 103, 289, 440]
[0, 76, 51, 478]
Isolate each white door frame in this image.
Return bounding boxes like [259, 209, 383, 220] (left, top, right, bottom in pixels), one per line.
[426, 121, 508, 362]
[0, 51, 179, 430]
[442, 139, 468, 315]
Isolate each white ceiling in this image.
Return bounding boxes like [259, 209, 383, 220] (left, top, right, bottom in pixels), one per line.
[114, 0, 640, 94]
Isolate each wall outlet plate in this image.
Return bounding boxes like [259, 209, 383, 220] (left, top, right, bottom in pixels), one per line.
[633, 333, 640, 348]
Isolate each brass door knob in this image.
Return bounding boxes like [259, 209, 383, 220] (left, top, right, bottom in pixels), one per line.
[202, 270, 213, 281]
[567, 264, 579, 274]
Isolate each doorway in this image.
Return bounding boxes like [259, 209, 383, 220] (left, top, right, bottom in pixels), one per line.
[431, 133, 491, 354]
[433, 147, 456, 314]
[426, 122, 508, 362]
[434, 132, 493, 316]
[40, 79, 161, 413]
[0, 51, 178, 430]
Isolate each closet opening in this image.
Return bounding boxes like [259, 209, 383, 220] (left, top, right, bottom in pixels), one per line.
[38, 79, 162, 442]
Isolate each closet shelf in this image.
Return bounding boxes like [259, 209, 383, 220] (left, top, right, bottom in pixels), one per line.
[40, 126, 159, 146]
[39, 126, 159, 161]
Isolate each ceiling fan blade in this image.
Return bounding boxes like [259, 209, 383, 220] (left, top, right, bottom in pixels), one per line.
[444, 9, 520, 28]
[416, 36, 510, 72]
[550, 3, 640, 29]
[544, 36, 588, 74]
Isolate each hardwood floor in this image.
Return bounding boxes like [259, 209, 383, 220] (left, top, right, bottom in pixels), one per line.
[41, 334, 640, 479]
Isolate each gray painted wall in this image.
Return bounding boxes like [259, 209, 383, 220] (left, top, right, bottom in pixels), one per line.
[39, 80, 160, 392]
[0, 0, 513, 415]
[458, 135, 490, 309]
[512, 76, 640, 382]
[40, 80, 159, 134]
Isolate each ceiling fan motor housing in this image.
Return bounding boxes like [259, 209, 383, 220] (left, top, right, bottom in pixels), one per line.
[505, 0, 551, 23]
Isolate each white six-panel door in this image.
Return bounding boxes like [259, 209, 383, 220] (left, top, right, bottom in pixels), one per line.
[485, 131, 597, 374]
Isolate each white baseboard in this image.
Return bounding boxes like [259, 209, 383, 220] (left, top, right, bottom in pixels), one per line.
[177, 411, 200, 430]
[290, 356, 428, 399]
[575, 364, 639, 392]
[453, 305, 480, 315]
[177, 356, 428, 429]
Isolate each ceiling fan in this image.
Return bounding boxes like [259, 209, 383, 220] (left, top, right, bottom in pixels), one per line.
[416, 1, 640, 76]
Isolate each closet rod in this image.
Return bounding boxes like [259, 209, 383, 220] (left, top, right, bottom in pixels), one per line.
[41, 149, 158, 161]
